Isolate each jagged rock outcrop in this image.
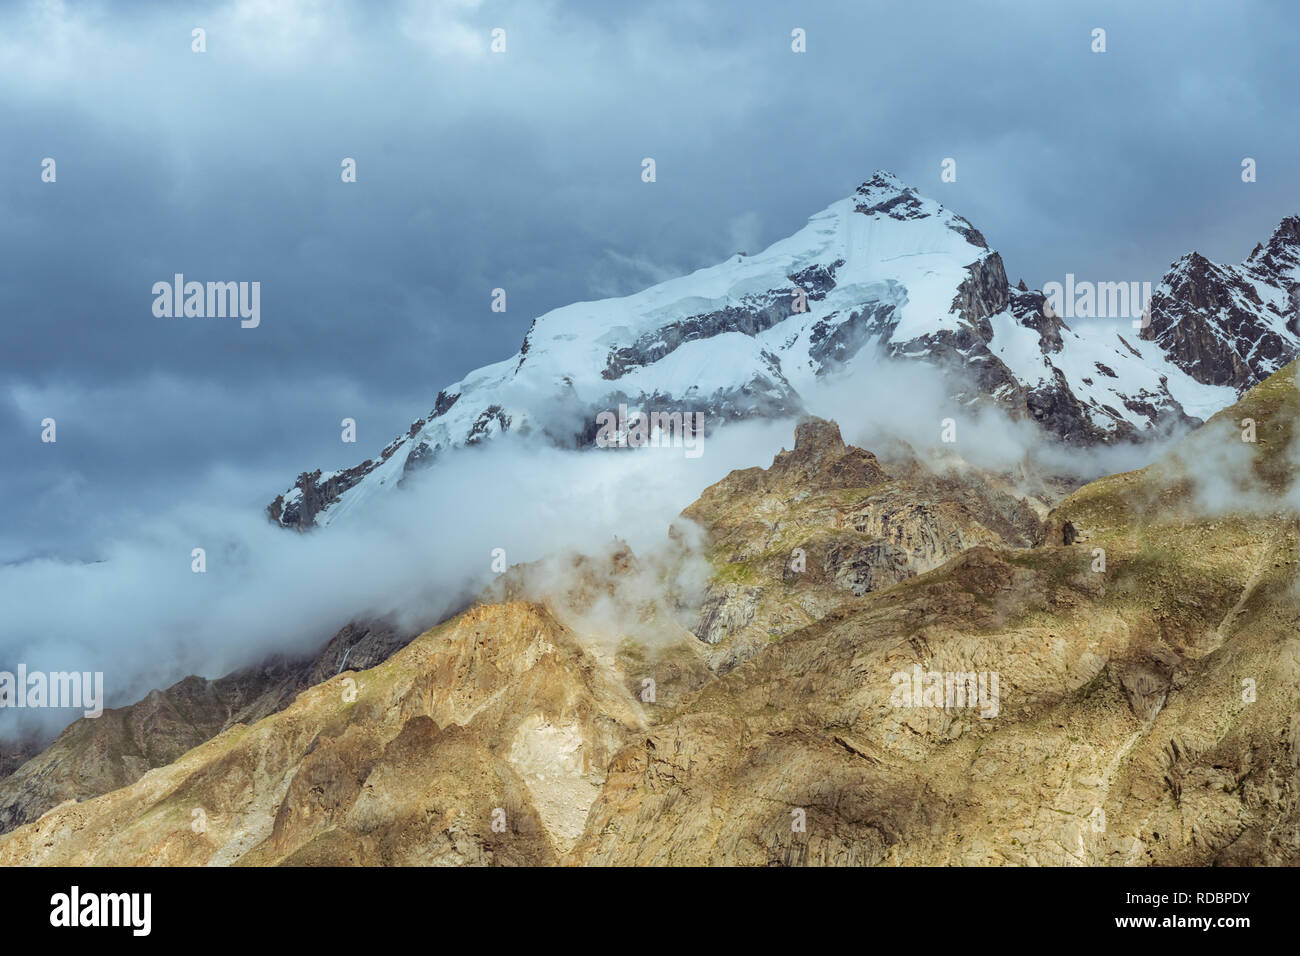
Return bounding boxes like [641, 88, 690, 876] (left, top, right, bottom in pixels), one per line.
[1142, 217, 1300, 389]
[680, 416, 1044, 670]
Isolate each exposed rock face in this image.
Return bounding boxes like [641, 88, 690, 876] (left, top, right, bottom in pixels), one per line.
[695, 584, 765, 646]
[0, 744, 39, 786]
[0, 659, 304, 837]
[270, 460, 390, 530]
[602, 292, 805, 380]
[806, 301, 897, 371]
[681, 416, 1044, 670]
[948, 250, 1010, 333]
[1142, 218, 1300, 389]
[769, 418, 889, 489]
[303, 620, 412, 685]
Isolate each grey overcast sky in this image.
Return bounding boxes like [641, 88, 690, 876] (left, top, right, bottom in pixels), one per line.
[2, 0, 1298, 561]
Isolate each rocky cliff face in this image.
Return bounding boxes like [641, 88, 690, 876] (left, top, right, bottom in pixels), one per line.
[269, 174, 1291, 531]
[1141, 218, 1300, 389]
[682, 417, 1045, 671]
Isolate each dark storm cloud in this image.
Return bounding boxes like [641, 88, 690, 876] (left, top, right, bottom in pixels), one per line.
[1, 0, 1298, 560]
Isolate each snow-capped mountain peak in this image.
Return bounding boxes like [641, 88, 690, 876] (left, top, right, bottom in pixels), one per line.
[1141, 216, 1300, 389]
[269, 175, 1297, 529]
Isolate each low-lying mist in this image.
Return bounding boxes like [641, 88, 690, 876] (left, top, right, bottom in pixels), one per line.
[806, 358, 1178, 485]
[0, 415, 797, 742]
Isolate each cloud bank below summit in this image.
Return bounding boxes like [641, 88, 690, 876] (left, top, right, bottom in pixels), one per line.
[0, 358, 1180, 744]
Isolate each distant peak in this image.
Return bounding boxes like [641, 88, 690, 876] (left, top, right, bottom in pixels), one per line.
[1252, 215, 1300, 263]
[1271, 214, 1300, 239]
[1176, 250, 1211, 270]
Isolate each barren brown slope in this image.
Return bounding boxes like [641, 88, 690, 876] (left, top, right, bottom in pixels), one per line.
[570, 364, 1300, 865]
[0, 619, 412, 837]
[0, 603, 650, 865]
[5, 368, 1300, 866]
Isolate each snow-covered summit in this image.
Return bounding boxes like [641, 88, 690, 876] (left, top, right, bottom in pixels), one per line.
[1140, 216, 1300, 389]
[269, 173, 1294, 529]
